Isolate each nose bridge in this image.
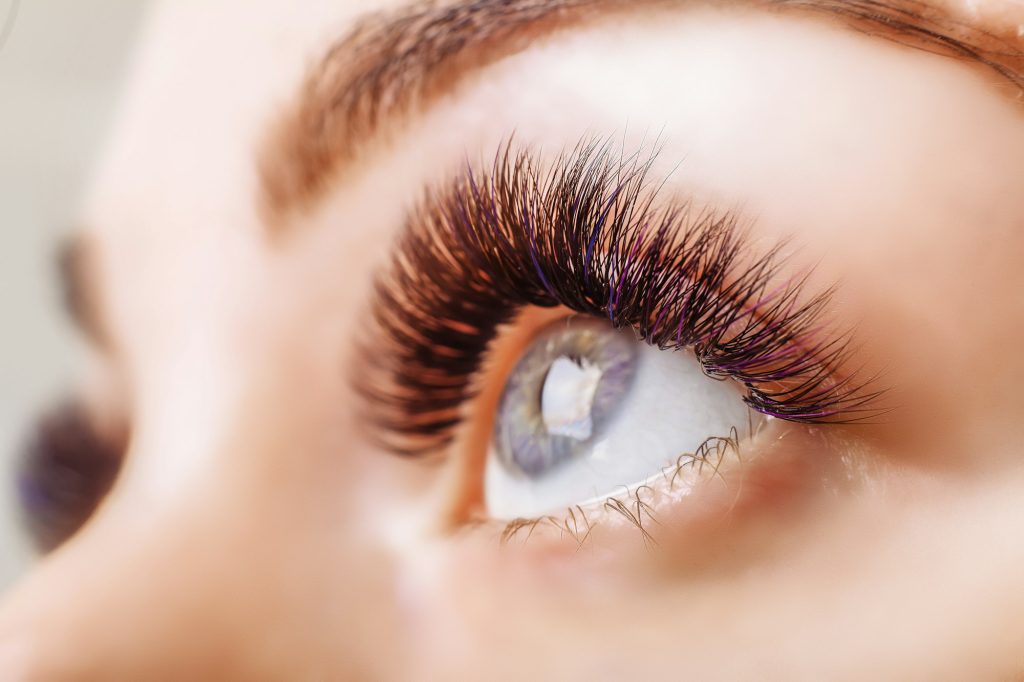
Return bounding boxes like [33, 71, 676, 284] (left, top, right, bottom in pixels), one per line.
[0, 241, 400, 676]
[0, 513, 253, 677]
[120, 246, 362, 500]
[0, 461, 394, 679]
[0, 383, 395, 679]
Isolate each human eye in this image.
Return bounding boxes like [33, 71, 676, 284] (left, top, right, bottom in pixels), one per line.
[356, 139, 880, 537]
[484, 315, 755, 519]
[14, 402, 123, 553]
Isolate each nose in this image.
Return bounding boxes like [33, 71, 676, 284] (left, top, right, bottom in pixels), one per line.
[0, 462, 402, 679]
[0, 379, 401, 679]
[0, 243, 409, 677]
[0, 457, 400, 679]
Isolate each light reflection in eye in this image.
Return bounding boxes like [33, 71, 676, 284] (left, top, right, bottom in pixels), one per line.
[486, 317, 757, 519]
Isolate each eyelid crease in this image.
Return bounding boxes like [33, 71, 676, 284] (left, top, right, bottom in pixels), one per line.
[353, 137, 884, 457]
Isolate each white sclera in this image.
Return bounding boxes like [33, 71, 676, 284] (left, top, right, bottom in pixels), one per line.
[485, 343, 752, 519]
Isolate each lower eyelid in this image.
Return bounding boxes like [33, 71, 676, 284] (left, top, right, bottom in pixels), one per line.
[461, 421, 851, 556]
[448, 310, 832, 537]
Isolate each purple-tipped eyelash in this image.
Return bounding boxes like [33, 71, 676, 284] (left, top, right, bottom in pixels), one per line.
[356, 138, 883, 455]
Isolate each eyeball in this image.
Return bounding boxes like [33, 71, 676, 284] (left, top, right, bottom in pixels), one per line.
[485, 317, 755, 518]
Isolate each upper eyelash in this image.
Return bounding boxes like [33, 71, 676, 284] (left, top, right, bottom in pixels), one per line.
[356, 138, 882, 455]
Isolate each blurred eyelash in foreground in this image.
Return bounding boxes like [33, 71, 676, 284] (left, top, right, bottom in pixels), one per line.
[356, 139, 884, 455]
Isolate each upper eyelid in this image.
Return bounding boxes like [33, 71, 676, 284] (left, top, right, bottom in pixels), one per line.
[354, 139, 884, 457]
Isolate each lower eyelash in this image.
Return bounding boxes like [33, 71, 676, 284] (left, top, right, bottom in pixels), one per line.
[356, 136, 883, 457]
[491, 430, 745, 548]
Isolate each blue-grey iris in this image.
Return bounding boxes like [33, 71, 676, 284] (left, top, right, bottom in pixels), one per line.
[494, 318, 639, 478]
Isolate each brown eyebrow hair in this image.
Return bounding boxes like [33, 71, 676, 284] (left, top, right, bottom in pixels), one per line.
[58, 235, 109, 348]
[259, 0, 1024, 223]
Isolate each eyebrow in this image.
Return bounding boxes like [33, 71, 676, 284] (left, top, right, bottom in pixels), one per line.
[58, 236, 109, 348]
[259, 0, 1024, 224]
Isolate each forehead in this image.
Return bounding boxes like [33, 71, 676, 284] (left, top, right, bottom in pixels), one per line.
[79, 0, 1024, 355]
[77, 0, 1015, 218]
[80, 2, 369, 226]
[83, 0, 1024, 218]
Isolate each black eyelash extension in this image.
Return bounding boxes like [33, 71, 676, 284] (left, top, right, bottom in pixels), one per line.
[356, 138, 881, 455]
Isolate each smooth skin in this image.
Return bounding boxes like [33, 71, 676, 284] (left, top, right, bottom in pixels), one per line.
[1, 1, 1024, 679]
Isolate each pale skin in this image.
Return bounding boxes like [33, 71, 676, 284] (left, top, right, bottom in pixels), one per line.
[2, 0, 1024, 678]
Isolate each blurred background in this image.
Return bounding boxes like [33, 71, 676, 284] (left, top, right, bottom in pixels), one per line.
[0, 1, 149, 589]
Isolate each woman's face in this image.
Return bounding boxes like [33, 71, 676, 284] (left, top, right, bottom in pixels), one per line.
[3, 0, 1024, 678]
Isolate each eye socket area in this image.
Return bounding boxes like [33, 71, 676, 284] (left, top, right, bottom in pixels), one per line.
[355, 142, 885, 544]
